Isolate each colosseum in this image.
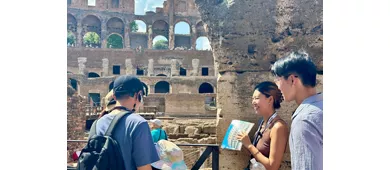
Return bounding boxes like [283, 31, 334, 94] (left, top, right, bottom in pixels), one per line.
[67, 0, 323, 169]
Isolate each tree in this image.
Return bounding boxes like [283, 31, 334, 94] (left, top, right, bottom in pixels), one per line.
[130, 21, 138, 32]
[107, 34, 123, 48]
[83, 32, 100, 47]
[67, 31, 75, 45]
[153, 40, 168, 49]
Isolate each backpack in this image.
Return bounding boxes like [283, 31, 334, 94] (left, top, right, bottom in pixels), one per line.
[76, 110, 131, 170]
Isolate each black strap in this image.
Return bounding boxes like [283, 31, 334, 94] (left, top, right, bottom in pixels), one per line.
[164, 130, 168, 140]
[158, 129, 162, 141]
[105, 110, 133, 136]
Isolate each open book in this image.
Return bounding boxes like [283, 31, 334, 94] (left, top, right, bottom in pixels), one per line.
[221, 120, 255, 151]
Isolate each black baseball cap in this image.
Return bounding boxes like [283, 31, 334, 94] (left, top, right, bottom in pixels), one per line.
[113, 75, 143, 97]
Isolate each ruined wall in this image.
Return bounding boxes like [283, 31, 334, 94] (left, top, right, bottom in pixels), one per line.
[165, 94, 216, 115]
[67, 48, 215, 76]
[68, 74, 217, 98]
[67, 87, 87, 163]
[160, 118, 217, 169]
[194, 0, 323, 169]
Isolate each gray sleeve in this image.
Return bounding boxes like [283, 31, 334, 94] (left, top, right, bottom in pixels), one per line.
[290, 116, 323, 170]
[132, 122, 160, 167]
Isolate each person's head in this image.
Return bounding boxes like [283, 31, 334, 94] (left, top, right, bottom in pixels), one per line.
[252, 81, 283, 116]
[98, 90, 118, 118]
[112, 75, 143, 111]
[271, 50, 317, 102]
[150, 119, 162, 129]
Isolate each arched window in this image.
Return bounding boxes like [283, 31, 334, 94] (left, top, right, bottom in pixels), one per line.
[155, 81, 170, 93]
[199, 82, 214, 93]
[88, 72, 100, 78]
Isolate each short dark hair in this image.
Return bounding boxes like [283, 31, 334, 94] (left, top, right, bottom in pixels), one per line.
[254, 81, 283, 109]
[271, 50, 317, 87]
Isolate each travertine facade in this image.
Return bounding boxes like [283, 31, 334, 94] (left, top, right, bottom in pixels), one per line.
[193, 0, 323, 169]
[67, 0, 323, 169]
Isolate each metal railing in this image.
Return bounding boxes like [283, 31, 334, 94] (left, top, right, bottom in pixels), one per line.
[67, 140, 219, 170]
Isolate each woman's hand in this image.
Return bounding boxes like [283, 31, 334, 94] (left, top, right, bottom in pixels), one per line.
[236, 131, 252, 148]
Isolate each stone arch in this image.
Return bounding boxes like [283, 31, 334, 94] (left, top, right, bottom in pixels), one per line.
[109, 81, 114, 92]
[67, 13, 77, 33]
[155, 81, 170, 93]
[82, 15, 101, 47]
[156, 74, 167, 77]
[82, 15, 101, 34]
[152, 20, 169, 38]
[199, 82, 214, 93]
[88, 72, 100, 78]
[152, 35, 168, 50]
[174, 21, 191, 35]
[131, 20, 147, 33]
[196, 21, 208, 36]
[107, 17, 124, 36]
[196, 36, 211, 51]
[106, 33, 124, 48]
[83, 32, 101, 48]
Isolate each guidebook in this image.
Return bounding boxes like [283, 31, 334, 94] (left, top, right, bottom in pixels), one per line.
[221, 120, 255, 151]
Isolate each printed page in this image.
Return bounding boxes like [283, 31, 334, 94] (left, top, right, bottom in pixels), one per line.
[221, 120, 254, 151]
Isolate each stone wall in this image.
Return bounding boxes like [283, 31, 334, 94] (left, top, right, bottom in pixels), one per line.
[193, 0, 323, 169]
[165, 94, 216, 115]
[67, 87, 87, 163]
[67, 74, 217, 100]
[67, 48, 215, 77]
[158, 118, 217, 168]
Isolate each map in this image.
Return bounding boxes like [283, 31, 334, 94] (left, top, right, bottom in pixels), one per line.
[221, 120, 255, 151]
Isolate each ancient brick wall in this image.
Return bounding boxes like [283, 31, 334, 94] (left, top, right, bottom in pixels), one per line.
[159, 118, 217, 169]
[67, 48, 214, 74]
[68, 74, 217, 99]
[193, 0, 323, 169]
[67, 88, 87, 163]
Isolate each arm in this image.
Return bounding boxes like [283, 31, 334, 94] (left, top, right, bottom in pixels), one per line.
[290, 118, 322, 170]
[246, 122, 288, 170]
[137, 164, 152, 170]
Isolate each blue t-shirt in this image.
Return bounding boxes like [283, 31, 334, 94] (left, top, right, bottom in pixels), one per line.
[151, 128, 167, 143]
[94, 112, 159, 170]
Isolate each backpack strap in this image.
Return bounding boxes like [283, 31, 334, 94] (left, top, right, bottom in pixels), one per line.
[105, 110, 132, 136]
[164, 130, 168, 140]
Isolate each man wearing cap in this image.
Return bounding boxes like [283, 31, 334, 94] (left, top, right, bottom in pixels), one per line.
[150, 119, 168, 143]
[94, 75, 159, 170]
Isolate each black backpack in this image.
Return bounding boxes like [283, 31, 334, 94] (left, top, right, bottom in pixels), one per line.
[77, 110, 131, 170]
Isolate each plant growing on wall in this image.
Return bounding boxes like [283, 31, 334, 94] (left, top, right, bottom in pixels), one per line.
[83, 32, 100, 47]
[107, 34, 123, 48]
[130, 21, 139, 32]
[67, 31, 76, 45]
[153, 40, 168, 49]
